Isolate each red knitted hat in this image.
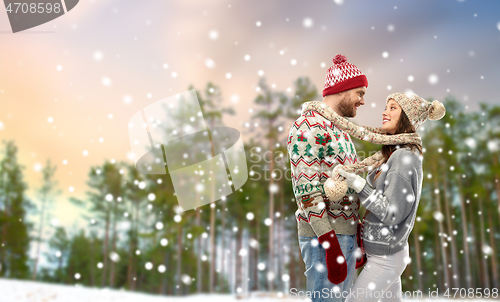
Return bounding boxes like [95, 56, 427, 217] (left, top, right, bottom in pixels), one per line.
[323, 54, 368, 97]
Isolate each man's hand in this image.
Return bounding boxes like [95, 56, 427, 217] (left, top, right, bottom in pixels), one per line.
[337, 169, 366, 193]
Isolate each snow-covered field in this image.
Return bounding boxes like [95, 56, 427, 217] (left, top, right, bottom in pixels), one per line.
[0, 279, 304, 302]
[1, 279, 498, 302]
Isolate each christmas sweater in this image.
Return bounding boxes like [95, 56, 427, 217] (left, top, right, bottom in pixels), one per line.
[358, 147, 423, 255]
[287, 103, 360, 237]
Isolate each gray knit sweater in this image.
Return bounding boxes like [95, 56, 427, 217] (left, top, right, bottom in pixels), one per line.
[358, 146, 423, 255]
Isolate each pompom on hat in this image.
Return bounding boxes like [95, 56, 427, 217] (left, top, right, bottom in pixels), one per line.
[323, 54, 368, 97]
[387, 92, 446, 131]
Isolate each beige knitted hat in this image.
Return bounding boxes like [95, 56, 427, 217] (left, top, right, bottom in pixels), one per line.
[387, 92, 446, 131]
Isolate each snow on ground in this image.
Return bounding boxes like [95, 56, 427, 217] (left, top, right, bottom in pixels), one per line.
[0, 279, 304, 302]
[0, 279, 498, 302]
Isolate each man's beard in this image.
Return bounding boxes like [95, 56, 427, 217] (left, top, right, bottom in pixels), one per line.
[337, 97, 357, 118]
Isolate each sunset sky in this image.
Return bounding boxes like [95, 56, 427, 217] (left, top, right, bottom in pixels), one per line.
[1, 0, 500, 262]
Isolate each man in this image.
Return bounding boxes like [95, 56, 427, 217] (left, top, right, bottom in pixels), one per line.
[287, 54, 368, 302]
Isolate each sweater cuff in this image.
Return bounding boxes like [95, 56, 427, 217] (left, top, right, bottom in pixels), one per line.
[358, 183, 374, 201]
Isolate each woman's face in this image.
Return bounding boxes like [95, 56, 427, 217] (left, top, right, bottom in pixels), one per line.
[381, 99, 402, 134]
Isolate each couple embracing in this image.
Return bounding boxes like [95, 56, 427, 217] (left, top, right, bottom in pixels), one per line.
[286, 54, 446, 302]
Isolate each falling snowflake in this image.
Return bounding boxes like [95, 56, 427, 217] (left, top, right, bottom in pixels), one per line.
[205, 58, 215, 69]
[123, 95, 133, 104]
[433, 211, 444, 222]
[109, 251, 120, 263]
[246, 212, 254, 220]
[465, 137, 476, 149]
[93, 51, 103, 61]
[257, 262, 266, 271]
[157, 265, 166, 273]
[303, 18, 313, 28]
[428, 74, 439, 85]
[101, 77, 112, 87]
[382, 52, 389, 58]
[208, 30, 219, 40]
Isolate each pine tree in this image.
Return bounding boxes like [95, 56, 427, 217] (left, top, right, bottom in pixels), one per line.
[32, 159, 60, 280]
[0, 140, 32, 279]
[46, 226, 70, 283]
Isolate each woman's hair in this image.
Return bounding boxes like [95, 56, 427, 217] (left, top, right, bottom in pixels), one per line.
[381, 104, 423, 162]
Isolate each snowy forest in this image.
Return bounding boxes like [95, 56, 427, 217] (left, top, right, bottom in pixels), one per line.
[0, 77, 499, 297]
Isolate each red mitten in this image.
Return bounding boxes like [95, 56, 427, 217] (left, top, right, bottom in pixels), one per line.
[318, 230, 347, 284]
[355, 221, 368, 269]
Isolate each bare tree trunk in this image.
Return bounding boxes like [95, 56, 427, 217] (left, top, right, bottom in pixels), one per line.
[456, 174, 472, 288]
[220, 202, 226, 292]
[102, 206, 110, 287]
[209, 203, 215, 292]
[492, 156, 500, 222]
[255, 207, 260, 291]
[196, 209, 202, 293]
[132, 200, 140, 290]
[433, 169, 450, 289]
[176, 223, 183, 295]
[412, 228, 423, 292]
[440, 162, 460, 288]
[126, 229, 134, 289]
[289, 244, 297, 291]
[268, 136, 275, 292]
[0, 173, 8, 276]
[90, 234, 95, 286]
[433, 219, 442, 291]
[235, 229, 242, 294]
[488, 211, 499, 289]
[109, 201, 118, 287]
[208, 122, 217, 293]
[32, 192, 47, 280]
[161, 249, 169, 294]
[278, 176, 285, 293]
[468, 211, 479, 288]
[478, 198, 490, 288]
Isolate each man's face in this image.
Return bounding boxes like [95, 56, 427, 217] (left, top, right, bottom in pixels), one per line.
[337, 87, 366, 118]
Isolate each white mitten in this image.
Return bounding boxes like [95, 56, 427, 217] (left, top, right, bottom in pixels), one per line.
[337, 169, 366, 193]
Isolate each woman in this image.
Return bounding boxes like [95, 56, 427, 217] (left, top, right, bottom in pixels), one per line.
[301, 92, 445, 302]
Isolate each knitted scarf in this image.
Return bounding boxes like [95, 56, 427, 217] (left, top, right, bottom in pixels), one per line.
[301, 100, 422, 201]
